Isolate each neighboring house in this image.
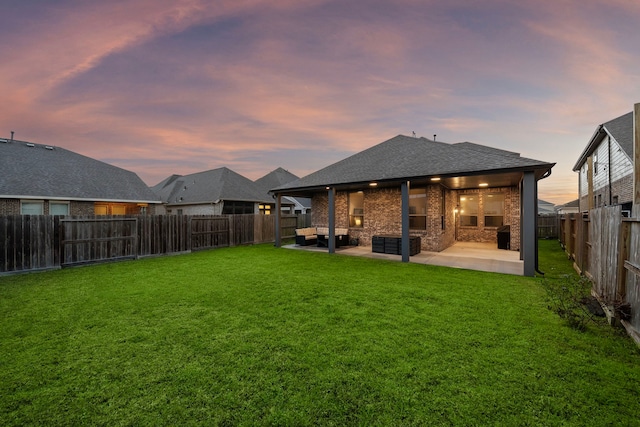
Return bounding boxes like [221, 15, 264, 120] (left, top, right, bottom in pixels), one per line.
[573, 109, 636, 213]
[272, 135, 554, 276]
[0, 138, 160, 215]
[151, 167, 274, 215]
[555, 199, 580, 215]
[538, 199, 556, 215]
[254, 167, 311, 214]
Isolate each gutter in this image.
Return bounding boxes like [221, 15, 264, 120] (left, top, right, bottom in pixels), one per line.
[1, 194, 161, 204]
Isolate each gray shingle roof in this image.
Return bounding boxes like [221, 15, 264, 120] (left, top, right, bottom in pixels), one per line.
[254, 167, 299, 193]
[0, 139, 160, 202]
[573, 111, 633, 171]
[255, 167, 311, 208]
[603, 112, 633, 157]
[152, 167, 272, 205]
[274, 135, 553, 192]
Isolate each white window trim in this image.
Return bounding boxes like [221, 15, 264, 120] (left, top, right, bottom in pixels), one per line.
[20, 200, 44, 215]
[49, 201, 70, 216]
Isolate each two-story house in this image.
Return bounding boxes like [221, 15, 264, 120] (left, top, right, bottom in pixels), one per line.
[573, 106, 638, 214]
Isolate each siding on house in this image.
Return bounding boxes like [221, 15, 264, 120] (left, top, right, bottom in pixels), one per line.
[578, 136, 633, 211]
[575, 111, 635, 212]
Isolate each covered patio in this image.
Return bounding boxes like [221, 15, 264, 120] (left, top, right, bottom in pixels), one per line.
[284, 241, 524, 275]
[272, 135, 554, 277]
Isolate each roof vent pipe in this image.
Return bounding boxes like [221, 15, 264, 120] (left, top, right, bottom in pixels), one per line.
[10, 131, 14, 142]
[433, 134, 436, 141]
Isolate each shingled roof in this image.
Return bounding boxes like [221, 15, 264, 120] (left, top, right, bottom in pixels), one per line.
[0, 139, 160, 202]
[255, 167, 311, 209]
[152, 167, 272, 205]
[273, 135, 554, 193]
[573, 111, 633, 171]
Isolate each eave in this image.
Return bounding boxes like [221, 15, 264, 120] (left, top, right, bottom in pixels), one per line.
[272, 164, 555, 197]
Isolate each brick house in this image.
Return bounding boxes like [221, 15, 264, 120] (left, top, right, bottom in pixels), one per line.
[272, 135, 554, 276]
[0, 138, 160, 215]
[573, 105, 638, 214]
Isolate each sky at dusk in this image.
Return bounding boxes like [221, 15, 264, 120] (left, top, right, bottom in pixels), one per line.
[2, 0, 640, 205]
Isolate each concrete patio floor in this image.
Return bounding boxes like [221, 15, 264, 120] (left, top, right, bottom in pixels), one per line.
[284, 241, 523, 275]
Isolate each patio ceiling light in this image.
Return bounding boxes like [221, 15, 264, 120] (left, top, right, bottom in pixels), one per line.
[430, 177, 441, 181]
[479, 183, 489, 187]
[369, 182, 378, 187]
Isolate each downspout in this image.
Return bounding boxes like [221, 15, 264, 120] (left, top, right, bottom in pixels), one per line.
[535, 168, 553, 276]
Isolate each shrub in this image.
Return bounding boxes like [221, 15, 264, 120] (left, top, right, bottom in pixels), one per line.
[541, 275, 601, 331]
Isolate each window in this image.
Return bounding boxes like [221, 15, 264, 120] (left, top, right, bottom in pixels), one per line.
[484, 193, 504, 227]
[222, 201, 254, 214]
[409, 188, 427, 230]
[20, 200, 43, 215]
[49, 202, 69, 216]
[258, 204, 273, 215]
[459, 195, 478, 226]
[349, 192, 364, 227]
[594, 152, 599, 175]
[111, 205, 127, 215]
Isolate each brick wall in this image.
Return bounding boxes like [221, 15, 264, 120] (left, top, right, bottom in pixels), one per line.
[456, 187, 520, 250]
[0, 199, 158, 216]
[71, 201, 95, 215]
[610, 174, 634, 206]
[0, 199, 20, 215]
[311, 185, 522, 252]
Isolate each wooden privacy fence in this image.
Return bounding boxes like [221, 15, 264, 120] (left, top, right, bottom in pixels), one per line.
[1, 214, 304, 275]
[537, 214, 559, 239]
[560, 206, 640, 344]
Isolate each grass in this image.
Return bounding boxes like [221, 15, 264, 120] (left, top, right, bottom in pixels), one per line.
[1, 240, 639, 426]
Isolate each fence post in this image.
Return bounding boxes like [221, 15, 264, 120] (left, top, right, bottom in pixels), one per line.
[617, 220, 631, 301]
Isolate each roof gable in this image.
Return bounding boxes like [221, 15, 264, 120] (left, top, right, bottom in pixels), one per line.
[0, 139, 160, 202]
[274, 135, 553, 192]
[574, 111, 633, 171]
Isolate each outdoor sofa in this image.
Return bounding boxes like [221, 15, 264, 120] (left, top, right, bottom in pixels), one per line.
[295, 227, 350, 247]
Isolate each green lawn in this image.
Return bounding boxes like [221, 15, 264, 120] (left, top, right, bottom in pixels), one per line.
[1, 240, 639, 426]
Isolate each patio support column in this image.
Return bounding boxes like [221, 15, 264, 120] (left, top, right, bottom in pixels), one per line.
[328, 187, 336, 254]
[274, 194, 281, 247]
[401, 180, 410, 263]
[522, 171, 536, 276]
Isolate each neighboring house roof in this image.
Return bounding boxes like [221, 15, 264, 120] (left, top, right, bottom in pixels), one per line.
[555, 199, 580, 214]
[152, 167, 272, 205]
[0, 139, 160, 203]
[573, 111, 633, 171]
[255, 167, 312, 209]
[273, 135, 554, 194]
[255, 167, 300, 192]
[538, 199, 556, 215]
